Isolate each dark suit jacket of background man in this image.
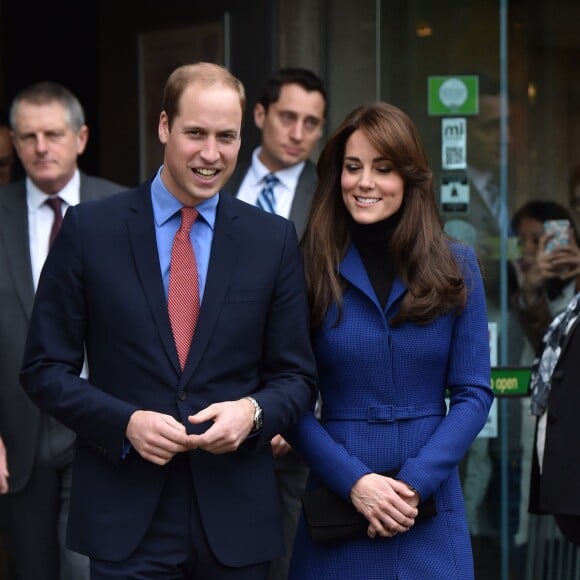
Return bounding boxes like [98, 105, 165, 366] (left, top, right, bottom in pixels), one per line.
[223, 159, 317, 239]
[0, 173, 124, 495]
[19, 181, 317, 565]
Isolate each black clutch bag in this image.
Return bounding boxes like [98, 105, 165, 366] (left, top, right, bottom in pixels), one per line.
[301, 471, 437, 543]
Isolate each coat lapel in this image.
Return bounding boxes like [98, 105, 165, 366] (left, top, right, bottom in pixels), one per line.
[221, 163, 248, 198]
[124, 187, 179, 372]
[387, 277, 406, 310]
[288, 161, 316, 239]
[181, 194, 240, 383]
[339, 243, 407, 314]
[79, 172, 100, 202]
[0, 184, 35, 317]
[339, 244, 377, 305]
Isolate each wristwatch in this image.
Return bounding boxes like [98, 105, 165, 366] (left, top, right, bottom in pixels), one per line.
[244, 396, 263, 431]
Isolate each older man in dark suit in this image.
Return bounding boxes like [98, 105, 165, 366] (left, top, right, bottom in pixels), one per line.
[223, 67, 326, 580]
[0, 81, 126, 580]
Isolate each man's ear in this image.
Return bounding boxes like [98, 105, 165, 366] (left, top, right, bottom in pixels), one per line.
[158, 111, 169, 144]
[76, 125, 89, 155]
[254, 103, 266, 130]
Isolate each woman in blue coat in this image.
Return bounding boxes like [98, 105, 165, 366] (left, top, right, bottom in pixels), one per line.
[287, 102, 493, 579]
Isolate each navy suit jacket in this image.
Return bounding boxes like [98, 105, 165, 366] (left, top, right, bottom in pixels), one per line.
[20, 180, 317, 565]
[223, 160, 317, 239]
[0, 173, 125, 493]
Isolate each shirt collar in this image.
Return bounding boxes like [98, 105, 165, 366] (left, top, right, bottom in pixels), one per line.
[151, 166, 218, 229]
[26, 170, 81, 211]
[250, 147, 305, 193]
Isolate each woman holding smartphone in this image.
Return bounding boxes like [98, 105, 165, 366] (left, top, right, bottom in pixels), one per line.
[509, 200, 580, 557]
[511, 200, 580, 360]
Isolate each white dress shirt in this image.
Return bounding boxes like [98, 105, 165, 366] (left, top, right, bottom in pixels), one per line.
[235, 147, 305, 218]
[27, 170, 81, 289]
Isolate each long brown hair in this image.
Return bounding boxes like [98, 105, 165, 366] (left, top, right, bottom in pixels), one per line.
[301, 102, 467, 329]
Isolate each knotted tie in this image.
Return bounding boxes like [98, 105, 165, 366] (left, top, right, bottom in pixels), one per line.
[257, 173, 279, 213]
[46, 197, 63, 248]
[168, 207, 200, 371]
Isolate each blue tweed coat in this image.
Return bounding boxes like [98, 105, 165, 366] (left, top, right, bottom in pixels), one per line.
[288, 242, 493, 579]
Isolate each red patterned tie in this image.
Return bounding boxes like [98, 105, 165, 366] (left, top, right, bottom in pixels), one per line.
[167, 207, 200, 370]
[46, 197, 63, 248]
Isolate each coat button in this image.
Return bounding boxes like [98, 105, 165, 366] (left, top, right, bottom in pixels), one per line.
[178, 391, 187, 401]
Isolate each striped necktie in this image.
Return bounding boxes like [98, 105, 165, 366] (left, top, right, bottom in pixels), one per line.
[257, 173, 279, 214]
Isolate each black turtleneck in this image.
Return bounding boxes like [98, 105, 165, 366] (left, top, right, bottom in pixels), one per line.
[347, 211, 401, 308]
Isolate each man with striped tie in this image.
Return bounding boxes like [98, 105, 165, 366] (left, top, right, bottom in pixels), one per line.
[225, 68, 326, 240]
[224, 67, 326, 580]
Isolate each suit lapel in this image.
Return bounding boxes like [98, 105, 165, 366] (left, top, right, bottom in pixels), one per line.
[339, 244, 377, 305]
[182, 194, 240, 383]
[386, 278, 407, 314]
[221, 163, 248, 198]
[124, 186, 180, 372]
[0, 176, 120, 329]
[79, 172, 98, 202]
[0, 185, 35, 317]
[288, 161, 316, 239]
[123, 189, 246, 379]
[339, 243, 407, 314]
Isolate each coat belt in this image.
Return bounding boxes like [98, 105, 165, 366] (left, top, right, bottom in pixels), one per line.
[322, 403, 446, 423]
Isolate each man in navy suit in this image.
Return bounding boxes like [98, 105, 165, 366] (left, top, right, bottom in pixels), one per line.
[20, 62, 317, 579]
[0, 81, 126, 580]
[223, 68, 326, 580]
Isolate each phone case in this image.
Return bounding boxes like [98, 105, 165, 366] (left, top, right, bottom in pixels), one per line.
[544, 219, 570, 251]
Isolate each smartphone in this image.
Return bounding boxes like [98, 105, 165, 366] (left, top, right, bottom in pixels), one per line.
[544, 219, 570, 252]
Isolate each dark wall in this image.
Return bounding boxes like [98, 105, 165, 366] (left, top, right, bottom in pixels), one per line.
[97, 0, 275, 186]
[1, 2, 100, 176]
[0, 0, 275, 187]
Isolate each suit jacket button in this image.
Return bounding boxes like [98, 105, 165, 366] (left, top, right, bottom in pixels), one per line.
[178, 391, 187, 401]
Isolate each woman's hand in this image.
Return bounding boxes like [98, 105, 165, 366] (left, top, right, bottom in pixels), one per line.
[350, 473, 418, 539]
[543, 230, 580, 280]
[532, 229, 580, 282]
